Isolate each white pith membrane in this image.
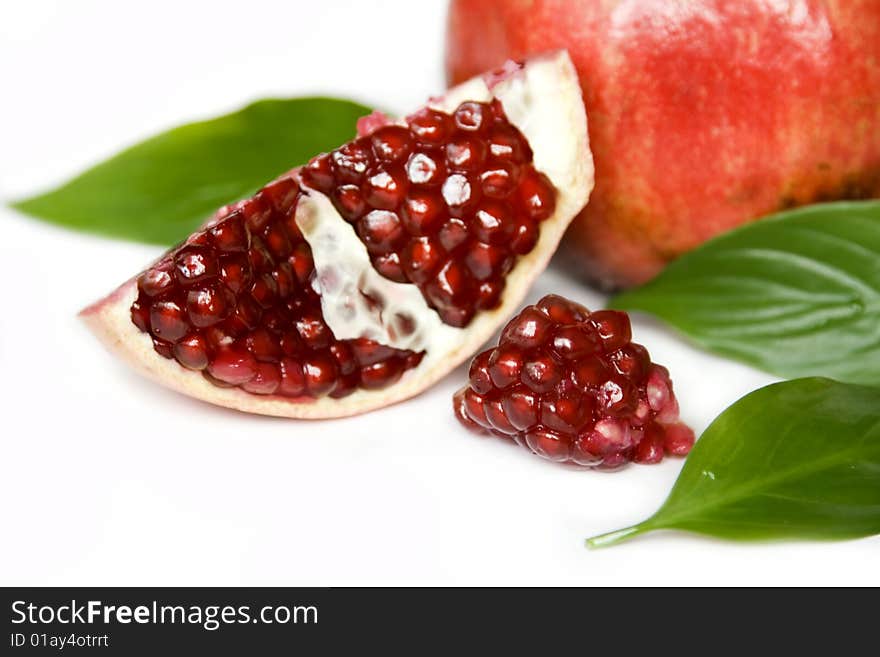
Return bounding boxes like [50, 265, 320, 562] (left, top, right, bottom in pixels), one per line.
[81, 51, 594, 418]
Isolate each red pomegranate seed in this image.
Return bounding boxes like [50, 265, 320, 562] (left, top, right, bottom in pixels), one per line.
[453, 296, 693, 469]
[509, 216, 539, 254]
[437, 218, 470, 252]
[454, 101, 492, 133]
[590, 310, 632, 352]
[242, 362, 281, 395]
[488, 124, 531, 161]
[501, 306, 553, 349]
[295, 314, 332, 350]
[402, 236, 445, 284]
[401, 191, 445, 235]
[501, 386, 538, 431]
[475, 281, 503, 309]
[481, 164, 518, 198]
[458, 388, 491, 430]
[278, 358, 307, 397]
[468, 351, 493, 394]
[471, 200, 512, 245]
[521, 352, 562, 393]
[174, 333, 210, 370]
[610, 343, 651, 382]
[330, 185, 364, 222]
[149, 300, 189, 342]
[634, 425, 665, 464]
[246, 327, 282, 362]
[445, 136, 487, 172]
[364, 167, 408, 210]
[517, 169, 556, 221]
[288, 244, 314, 285]
[425, 259, 471, 309]
[302, 353, 338, 397]
[186, 285, 232, 328]
[330, 342, 357, 376]
[219, 255, 252, 294]
[488, 346, 523, 389]
[331, 139, 372, 185]
[370, 125, 412, 163]
[484, 397, 516, 433]
[210, 216, 249, 252]
[406, 151, 446, 187]
[441, 173, 477, 211]
[350, 340, 397, 366]
[536, 294, 589, 324]
[525, 428, 570, 462]
[302, 154, 334, 190]
[373, 253, 407, 283]
[207, 347, 258, 385]
[152, 338, 174, 359]
[551, 324, 599, 360]
[357, 210, 406, 255]
[175, 248, 218, 285]
[240, 200, 272, 233]
[664, 423, 696, 456]
[463, 242, 511, 281]
[408, 107, 453, 144]
[130, 301, 150, 332]
[138, 266, 174, 297]
[258, 176, 300, 216]
[360, 359, 404, 390]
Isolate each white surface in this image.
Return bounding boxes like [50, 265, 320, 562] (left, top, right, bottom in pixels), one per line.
[1, 0, 876, 586]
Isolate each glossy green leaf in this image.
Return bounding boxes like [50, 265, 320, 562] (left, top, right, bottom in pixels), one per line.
[10, 97, 372, 244]
[587, 378, 880, 548]
[612, 201, 880, 384]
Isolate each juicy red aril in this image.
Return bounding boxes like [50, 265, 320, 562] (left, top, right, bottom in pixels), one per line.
[407, 107, 453, 144]
[453, 295, 693, 470]
[302, 100, 557, 329]
[130, 176, 423, 400]
[446, 136, 486, 172]
[331, 140, 372, 184]
[242, 362, 281, 395]
[357, 210, 406, 255]
[590, 310, 632, 352]
[208, 347, 258, 386]
[149, 300, 188, 342]
[364, 168, 408, 209]
[402, 237, 445, 284]
[174, 333, 209, 370]
[175, 249, 218, 285]
[373, 253, 407, 283]
[454, 101, 492, 133]
[370, 125, 412, 162]
[406, 152, 446, 186]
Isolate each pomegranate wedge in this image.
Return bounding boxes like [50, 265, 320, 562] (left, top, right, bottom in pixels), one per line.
[82, 51, 593, 418]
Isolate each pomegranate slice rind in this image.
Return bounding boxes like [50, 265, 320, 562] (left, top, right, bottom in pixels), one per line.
[81, 51, 593, 418]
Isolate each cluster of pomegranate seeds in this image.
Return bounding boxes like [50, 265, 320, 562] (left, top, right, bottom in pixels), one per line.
[453, 295, 694, 470]
[129, 174, 423, 399]
[300, 99, 557, 327]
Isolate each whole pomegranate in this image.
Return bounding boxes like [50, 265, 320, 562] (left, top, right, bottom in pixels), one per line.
[447, 0, 880, 288]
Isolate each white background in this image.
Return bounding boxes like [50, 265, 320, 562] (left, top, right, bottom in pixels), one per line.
[1, 0, 876, 586]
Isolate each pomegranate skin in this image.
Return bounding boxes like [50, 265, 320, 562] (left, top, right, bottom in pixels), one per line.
[446, 0, 880, 289]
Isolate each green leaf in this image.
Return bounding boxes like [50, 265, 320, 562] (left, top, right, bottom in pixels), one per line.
[612, 201, 880, 385]
[587, 378, 880, 548]
[10, 97, 372, 244]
